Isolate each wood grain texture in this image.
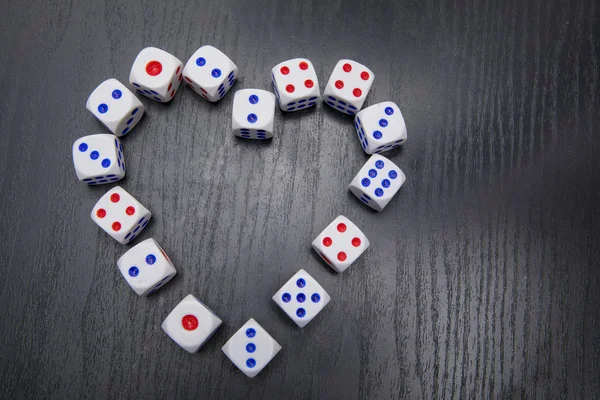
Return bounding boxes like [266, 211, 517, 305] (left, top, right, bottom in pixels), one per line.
[0, 0, 599, 398]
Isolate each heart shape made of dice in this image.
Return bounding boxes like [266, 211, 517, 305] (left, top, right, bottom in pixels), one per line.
[73, 45, 408, 378]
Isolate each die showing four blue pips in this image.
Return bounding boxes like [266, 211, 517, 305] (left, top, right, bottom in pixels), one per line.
[73, 44, 408, 378]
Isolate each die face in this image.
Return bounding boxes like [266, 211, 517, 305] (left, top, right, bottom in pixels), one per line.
[182, 45, 238, 102]
[349, 155, 406, 211]
[355, 102, 407, 154]
[272, 269, 331, 327]
[86, 78, 145, 136]
[117, 238, 177, 296]
[72, 134, 125, 184]
[311, 215, 370, 272]
[222, 318, 281, 378]
[271, 58, 320, 111]
[323, 59, 374, 115]
[162, 294, 222, 353]
[232, 89, 275, 139]
[129, 47, 183, 103]
[90, 186, 151, 244]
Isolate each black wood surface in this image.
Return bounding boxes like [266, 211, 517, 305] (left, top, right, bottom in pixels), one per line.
[1, 0, 599, 399]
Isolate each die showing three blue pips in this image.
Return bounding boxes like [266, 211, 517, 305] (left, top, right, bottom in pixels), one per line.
[72, 44, 407, 378]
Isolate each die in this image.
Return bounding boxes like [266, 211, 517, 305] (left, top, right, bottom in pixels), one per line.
[355, 102, 407, 154]
[232, 89, 276, 139]
[222, 318, 281, 378]
[117, 238, 176, 296]
[312, 215, 370, 273]
[86, 78, 145, 136]
[272, 269, 331, 327]
[129, 47, 183, 103]
[182, 45, 238, 102]
[72, 134, 125, 185]
[90, 186, 151, 244]
[349, 154, 406, 211]
[323, 59, 374, 115]
[162, 294, 222, 353]
[271, 58, 319, 111]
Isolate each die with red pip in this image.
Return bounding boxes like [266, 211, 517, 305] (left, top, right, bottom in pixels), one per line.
[271, 58, 319, 112]
[91, 186, 151, 244]
[129, 47, 183, 103]
[323, 59, 374, 115]
[312, 215, 370, 273]
[232, 89, 276, 139]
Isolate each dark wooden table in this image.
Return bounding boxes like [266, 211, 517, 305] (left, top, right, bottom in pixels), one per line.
[1, 0, 599, 399]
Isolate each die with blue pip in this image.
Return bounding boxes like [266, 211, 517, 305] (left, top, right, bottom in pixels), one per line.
[272, 269, 331, 327]
[86, 78, 145, 136]
[222, 318, 281, 378]
[349, 154, 406, 211]
[232, 89, 276, 139]
[183, 45, 238, 102]
[355, 101, 407, 154]
[72, 134, 125, 185]
[117, 238, 177, 296]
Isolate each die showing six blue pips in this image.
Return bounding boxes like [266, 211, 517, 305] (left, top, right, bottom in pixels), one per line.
[73, 44, 408, 378]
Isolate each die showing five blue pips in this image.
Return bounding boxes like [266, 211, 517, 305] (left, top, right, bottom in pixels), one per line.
[273, 269, 331, 328]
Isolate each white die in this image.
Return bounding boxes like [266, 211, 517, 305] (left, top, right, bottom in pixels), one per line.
[272, 269, 330, 327]
[90, 186, 151, 244]
[182, 45, 238, 102]
[86, 79, 145, 136]
[129, 47, 183, 103]
[72, 134, 125, 185]
[162, 294, 222, 353]
[222, 318, 281, 378]
[323, 59, 374, 115]
[312, 215, 370, 273]
[349, 154, 406, 211]
[355, 102, 407, 154]
[232, 89, 276, 139]
[117, 238, 176, 296]
[271, 58, 320, 112]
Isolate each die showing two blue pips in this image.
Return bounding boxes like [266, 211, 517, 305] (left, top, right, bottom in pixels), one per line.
[183, 45, 238, 102]
[86, 78, 145, 137]
[117, 238, 176, 296]
[232, 88, 276, 139]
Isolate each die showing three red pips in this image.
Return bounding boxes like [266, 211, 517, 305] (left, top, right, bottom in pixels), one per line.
[72, 44, 407, 378]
